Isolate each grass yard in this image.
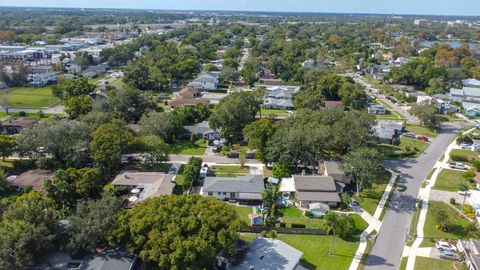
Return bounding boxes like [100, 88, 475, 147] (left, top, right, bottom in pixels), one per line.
[211, 165, 250, 177]
[379, 137, 429, 159]
[277, 207, 325, 229]
[449, 149, 479, 164]
[234, 206, 253, 225]
[399, 257, 407, 270]
[404, 124, 439, 138]
[422, 201, 472, 246]
[4, 86, 61, 109]
[354, 182, 388, 216]
[238, 233, 257, 243]
[426, 168, 436, 180]
[278, 234, 360, 270]
[414, 257, 456, 270]
[132, 162, 170, 173]
[434, 169, 467, 192]
[168, 138, 207, 155]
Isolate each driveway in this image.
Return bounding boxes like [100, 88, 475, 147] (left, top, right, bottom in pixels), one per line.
[429, 189, 465, 204]
[365, 123, 459, 270]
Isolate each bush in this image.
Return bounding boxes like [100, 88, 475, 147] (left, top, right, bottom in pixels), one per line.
[18, 111, 26, 117]
[291, 223, 306, 228]
[37, 110, 45, 118]
[473, 160, 480, 171]
[450, 198, 456, 204]
[464, 205, 476, 219]
[279, 222, 286, 228]
[450, 154, 470, 162]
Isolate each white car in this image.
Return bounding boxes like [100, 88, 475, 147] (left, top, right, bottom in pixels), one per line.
[436, 241, 457, 253]
[460, 143, 472, 149]
[439, 250, 459, 261]
[457, 190, 471, 196]
[449, 163, 469, 170]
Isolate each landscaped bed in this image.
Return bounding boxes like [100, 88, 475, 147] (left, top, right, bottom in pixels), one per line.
[421, 201, 473, 247]
[211, 165, 250, 177]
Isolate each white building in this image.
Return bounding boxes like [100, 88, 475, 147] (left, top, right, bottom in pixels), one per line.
[188, 72, 219, 90]
[27, 66, 57, 87]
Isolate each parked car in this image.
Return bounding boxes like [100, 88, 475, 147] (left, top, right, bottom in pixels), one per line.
[457, 190, 471, 196]
[212, 146, 221, 153]
[439, 251, 459, 261]
[460, 143, 472, 149]
[246, 151, 256, 159]
[397, 183, 407, 192]
[403, 132, 416, 138]
[449, 162, 469, 170]
[416, 136, 429, 142]
[350, 199, 359, 207]
[436, 241, 457, 253]
[227, 152, 239, 158]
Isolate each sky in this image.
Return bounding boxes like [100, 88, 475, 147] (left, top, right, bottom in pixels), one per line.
[0, 0, 479, 16]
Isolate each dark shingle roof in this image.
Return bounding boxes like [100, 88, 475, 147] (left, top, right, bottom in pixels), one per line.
[79, 249, 136, 270]
[203, 175, 264, 193]
[293, 175, 336, 192]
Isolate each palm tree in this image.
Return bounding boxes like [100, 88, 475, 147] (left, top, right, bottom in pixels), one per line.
[458, 181, 470, 213]
[324, 212, 340, 256]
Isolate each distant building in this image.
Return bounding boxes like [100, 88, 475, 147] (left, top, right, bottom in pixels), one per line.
[8, 169, 53, 193]
[188, 72, 219, 90]
[413, 19, 429, 27]
[169, 87, 210, 107]
[463, 78, 480, 89]
[1, 118, 39, 134]
[28, 65, 57, 87]
[367, 104, 386, 115]
[184, 121, 221, 141]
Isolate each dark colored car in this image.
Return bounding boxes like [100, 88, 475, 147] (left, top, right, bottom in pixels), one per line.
[246, 152, 256, 159]
[416, 136, 429, 142]
[227, 152, 239, 158]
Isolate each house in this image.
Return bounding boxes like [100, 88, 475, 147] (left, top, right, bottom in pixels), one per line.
[302, 59, 316, 68]
[457, 239, 480, 270]
[450, 87, 480, 104]
[463, 78, 480, 89]
[263, 98, 295, 110]
[1, 118, 39, 134]
[367, 104, 386, 115]
[112, 171, 175, 207]
[324, 101, 344, 110]
[463, 102, 480, 118]
[215, 237, 303, 270]
[169, 87, 210, 108]
[200, 175, 264, 202]
[8, 169, 53, 193]
[374, 121, 404, 144]
[81, 63, 108, 78]
[27, 66, 57, 87]
[79, 249, 138, 270]
[188, 72, 219, 90]
[323, 161, 351, 184]
[285, 175, 345, 208]
[184, 121, 221, 141]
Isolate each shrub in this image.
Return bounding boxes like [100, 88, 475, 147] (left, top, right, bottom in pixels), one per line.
[464, 205, 476, 219]
[473, 160, 480, 171]
[450, 198, 456, 204]
[279, 222, 286, 228]
[450, 154, 470, 162]
[291, 223, 306, 228]
[18, 111, 27, 117]
[37, 110, 45, 118]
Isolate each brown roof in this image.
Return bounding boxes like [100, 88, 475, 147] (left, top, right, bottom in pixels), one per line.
[169, 97, 210, 107]
[324, 101, 344, 110]
[112, 171, 175, 197]
[294, 175, 336, 192]
[10, 169, 53, 192]
[178, 87, 199, 99]
[2, 118, 39, 128]
[125, 124, 142, 134]
[296, 191, 341, 202]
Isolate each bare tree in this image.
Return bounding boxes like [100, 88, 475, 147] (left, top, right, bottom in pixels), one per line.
[0, 93, 9, 115]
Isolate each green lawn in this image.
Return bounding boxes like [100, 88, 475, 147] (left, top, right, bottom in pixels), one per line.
[277, 207, 326, 229]
[450, 149, 479, 163]
[4, 86, 61, 109]
[414, 257, 456, 270]
[278, 234, 360, 270]
[234, 206, 253, 225]
[404, 124, 439, 138]
[399, 257, 407, 270]
[426, 168, 436, 180]
[168, 138, 207, 155]
[379, 137, 429, 159]
[260, 108, 290, 115]
[422, 201, 472, 246]
[354, 183, 388, 216]
[434, 169, 466, 192]
[211, 165, 250, 177]
[238, 233, 257, 243]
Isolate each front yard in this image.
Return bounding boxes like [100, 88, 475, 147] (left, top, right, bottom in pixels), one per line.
[404, 124, 438, 138]
[379, 137, 429, 159]
[354, 182, 388, 216]
[449, 149, 479, 164]
[4, 86, 61, 109]
[414, 257, 458, 270]
[422, 201, 473, 247]
[211, 165, 250, 177]
[168, 138, 207, 155]
[278, 234, 360, 270]
[434, 169, 467, 192]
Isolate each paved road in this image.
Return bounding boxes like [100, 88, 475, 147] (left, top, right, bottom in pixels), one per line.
[365, 123, 459, 270]
[4, 104, 65, 115]
[123, 153, 263, 165]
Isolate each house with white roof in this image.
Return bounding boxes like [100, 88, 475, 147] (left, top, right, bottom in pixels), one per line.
[188, 72, 219, 90]
[463, 78, 480, 89]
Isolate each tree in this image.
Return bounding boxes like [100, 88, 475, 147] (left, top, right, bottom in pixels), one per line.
[52, 77, 96, 100]
[96, 87, 156, 122]
[65, 95, 93, 119]
[0, 135, 14, 161]
[272, 164, 291, 179]
[74, 51, 94, 69]
[243, 119, 277, 162]
[409, 101, 439, 128]
[139, 111, 182, 143]
[66, 193, 123, 255]
[140, 135, 169, 164]
[324, 212, 340, 256]
[458, 181, 470, 213]
[209, 92, 260, 142]
[341, 148, 386, 196]
[0, 93, 9, 115]
[109, 195, 241, 270]
[90, 123, 133, 173]
[242, 57, 261, 87]
[181, 157, 203, 191]
[262, 183, 276, 211]
[16, 120, 91, 168]
[219, 66, 239, 83]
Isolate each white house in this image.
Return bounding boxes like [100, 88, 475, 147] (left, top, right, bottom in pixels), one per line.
[367, 104, 386, 115]
[188, 72, 219, 90]
[27, 66, 57, 87]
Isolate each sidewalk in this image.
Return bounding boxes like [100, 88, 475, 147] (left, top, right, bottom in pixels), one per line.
[348, 170, 398, 270]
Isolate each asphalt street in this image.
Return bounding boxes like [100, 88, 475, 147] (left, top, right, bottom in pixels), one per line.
[365, 123, 459, 270]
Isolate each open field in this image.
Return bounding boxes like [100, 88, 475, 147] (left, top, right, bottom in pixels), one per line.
[4, 86, 61, 109]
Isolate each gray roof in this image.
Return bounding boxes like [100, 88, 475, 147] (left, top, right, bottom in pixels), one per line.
[266, 89, 293, 100]
[264, 98, 294, 108]
[203, 175, 264, 193]
[463, 78, 480, 87]
[450, 87, 480, 98]
[450, 88, 464, 96]
[184, 121, 217, 135]
[230, 237, 303, 270]
[293, 175, 336, 192]
[374, 121, 404, 140]
[296, 191, 341, 202]
[79, 249, 136, 270]
[324, 161, 344, 176]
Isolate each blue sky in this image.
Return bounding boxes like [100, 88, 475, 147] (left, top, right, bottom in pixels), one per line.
[1, 0, 479, 16]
